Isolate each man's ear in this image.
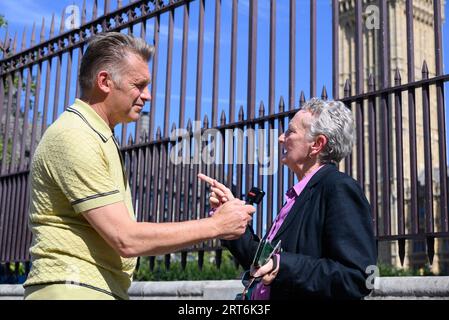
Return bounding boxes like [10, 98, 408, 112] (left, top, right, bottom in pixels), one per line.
[310, 134, 327, 157]
[96, 70, 113, 94]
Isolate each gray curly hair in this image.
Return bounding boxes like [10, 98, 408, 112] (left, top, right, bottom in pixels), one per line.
[301, 98, 355, 164]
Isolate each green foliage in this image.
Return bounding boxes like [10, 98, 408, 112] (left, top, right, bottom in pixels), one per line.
[0, 15, 7, 28]
[134, 250, 244, 281]
[378, 263, 435, 277]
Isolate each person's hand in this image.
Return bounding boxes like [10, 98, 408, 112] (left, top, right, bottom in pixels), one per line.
[198, 173, 235, 209]
[210, 199, 255, 240]
[250, 256, 280, 286]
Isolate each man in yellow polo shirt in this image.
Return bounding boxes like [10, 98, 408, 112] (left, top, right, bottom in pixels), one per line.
[23, 32, 255, 300]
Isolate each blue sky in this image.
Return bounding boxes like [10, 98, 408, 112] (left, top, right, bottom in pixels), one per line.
[1, 0, 447, 133]
[1, 0, 449, 233]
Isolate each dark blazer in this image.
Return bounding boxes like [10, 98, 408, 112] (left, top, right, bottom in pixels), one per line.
[222, 163, 377, 300]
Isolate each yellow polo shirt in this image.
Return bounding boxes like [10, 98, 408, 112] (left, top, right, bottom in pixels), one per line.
[24, 99, 136, 300]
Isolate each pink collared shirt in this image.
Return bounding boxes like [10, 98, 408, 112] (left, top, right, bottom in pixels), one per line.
[251, 165, 324, 300]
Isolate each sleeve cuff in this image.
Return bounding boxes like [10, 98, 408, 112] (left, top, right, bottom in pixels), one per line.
[72, 191, 123, 213]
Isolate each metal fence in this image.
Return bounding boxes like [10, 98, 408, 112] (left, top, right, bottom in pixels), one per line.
[0, 0, 448, 278]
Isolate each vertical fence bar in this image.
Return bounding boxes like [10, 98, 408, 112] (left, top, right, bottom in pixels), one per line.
[0, 180, 3, 261]
[144, 137, 154, 222]
[277, 98, 285, 214]
[75, 1, 87, 99]
[368, 75, 377, 237]
[266, 0, 276, 232]
[178, 3, 189, 129]
[406, 0, 419, 235]
[18, 174, 29, 261]
[149, 14, 160, 141]
[192, 0, 205, 223]
[63, 49, 73, 110]
[18, 67, 33, 170]
[343, 80, 352, 176]
[257, 103, 265, 237]
[229, 0, 237, 123]
[6, 175, 17, 261]
[247, 0, 257, 120]
[182, 120, 192, 223]
[355, 0, 364, 188]
[150, 128, 161, 221]
[9, 71, 23, 172]
[236, 107, 244, 201]
[309, 0, 315, 99]
[195, 0, 205, 122]
[246, 0, 257, 195]
[0, 78, 5, 135]
[288, 0, 296, 192]
[11, 175, 21, 261]
[211, 0, 221, 127]
[332, 0, 339, 100]
[166, 124, 176, 224]
[0, 178, 9, 261]
[421, 62, 434, 234]
[433, 0, 448, 232]
[1, 75, 14, 174]
[394, 69, 404, 236]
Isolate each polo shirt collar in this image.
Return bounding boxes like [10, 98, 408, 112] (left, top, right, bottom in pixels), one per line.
[67, 99, 114, 142]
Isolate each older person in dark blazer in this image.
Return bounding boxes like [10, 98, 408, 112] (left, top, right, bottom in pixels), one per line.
[199, 98, 377, 300]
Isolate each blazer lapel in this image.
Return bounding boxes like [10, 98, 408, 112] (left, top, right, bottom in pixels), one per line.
[274, 188, 312, 239]
[273, 164, 337, 239]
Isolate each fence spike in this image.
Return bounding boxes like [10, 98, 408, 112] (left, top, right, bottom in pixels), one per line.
[344, 79, 351, 97]
[215, 249, 222, 269]
[238, 105, 244, 121]
[220, 110, 226, 125]
[421, 60, 429, 79]
[368, 73, 375, 92]
[30, 23, 36, 47]
[128, 134, 134, 145]
[299, 91, 306, 107]
[321, 85, 328, 100]
[394, 67, 402, 85]
[203, 114, 209, 129]
[81, 0, 87, 24]
[93, 0, 98, 20]
[170, 122, 177, 138]
[198, 250, 204, 271]
[259, 100, 265, 117]
[149, 256, 155, 272]
[21, 27, 27, 51]
[104, 0, 111, 15]
[12, 32, 17, 54]
[59, 8, 65, 34]
[49, 14, 56, 38]
[181, 251, 187, 270]
[279, 96, 285, 112]
[156, 126, 162, 139]
[39, 18, 46, 43]
[426, 236, 435, 266]
[2, 25, 10, 56]
[398, 239, 405, 266]
[143, 130, 148, 142]
[186, 119, 192, 133]
[164, 254, 171, 270]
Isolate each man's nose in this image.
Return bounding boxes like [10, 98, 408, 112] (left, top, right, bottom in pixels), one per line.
[278, 133, 285, 144]
[141, 86, 151, 102]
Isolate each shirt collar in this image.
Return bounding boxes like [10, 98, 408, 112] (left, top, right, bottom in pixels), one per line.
[288, 165, 325, 199]
[66, 99, 114, 142]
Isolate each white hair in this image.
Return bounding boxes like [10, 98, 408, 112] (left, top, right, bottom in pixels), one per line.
[301, 98, 355, 164]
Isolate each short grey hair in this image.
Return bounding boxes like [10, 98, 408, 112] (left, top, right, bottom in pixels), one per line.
[301, 98, 355, 164]
[79, 32, 154, 97]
